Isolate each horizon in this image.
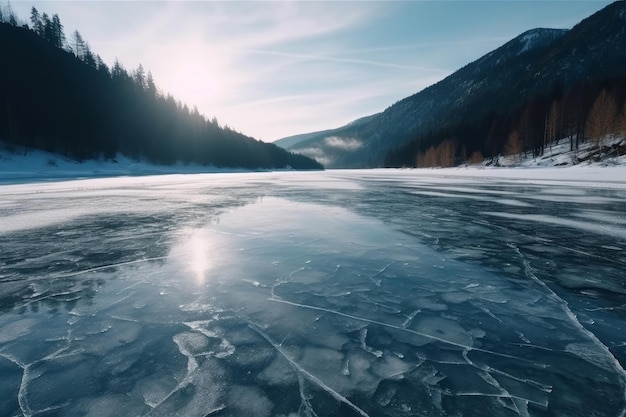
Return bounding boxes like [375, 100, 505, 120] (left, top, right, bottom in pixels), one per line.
[10, 0, 614, 142]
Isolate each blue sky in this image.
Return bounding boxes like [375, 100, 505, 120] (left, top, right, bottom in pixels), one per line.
[11, 1, 613, 142]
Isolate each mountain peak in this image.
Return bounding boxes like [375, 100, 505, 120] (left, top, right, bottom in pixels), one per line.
[515, 28, 569, 55]
[476, 28, 567, 68]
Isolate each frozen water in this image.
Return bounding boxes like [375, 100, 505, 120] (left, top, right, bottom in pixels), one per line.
[1, 169, 626, 416]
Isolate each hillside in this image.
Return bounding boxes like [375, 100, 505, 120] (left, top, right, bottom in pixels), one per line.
[274, 113, 379, 151]
[281, 1, 626, 169]
[0, 18, 322, 171]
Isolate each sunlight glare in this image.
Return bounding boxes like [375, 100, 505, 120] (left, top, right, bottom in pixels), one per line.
[156, 44, 230, 111]
[190, 232, 210, 284]
[175, 228, 216, 285]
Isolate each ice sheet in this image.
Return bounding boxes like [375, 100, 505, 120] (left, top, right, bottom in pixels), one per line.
[1, 170, 625, 417]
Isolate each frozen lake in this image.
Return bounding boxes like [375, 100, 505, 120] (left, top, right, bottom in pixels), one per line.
[1, 169, 626, 417]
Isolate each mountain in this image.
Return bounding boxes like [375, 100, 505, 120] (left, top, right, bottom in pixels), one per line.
[274, 113, 379, 150]
[273, 113, 379, 166]
[280, 1, 626, 168]
[0, 20, 323, 171]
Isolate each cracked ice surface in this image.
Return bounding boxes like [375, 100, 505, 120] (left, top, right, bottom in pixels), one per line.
[1, 170, 626, 417]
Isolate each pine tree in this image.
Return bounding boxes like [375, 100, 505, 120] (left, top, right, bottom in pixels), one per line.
[82, 42, 96, 68]
[51, 14, 65, 49]
[30, 7, 43, 36]
[96, 55, 110, 77]
[42, 13, 55, 43]
[111, 59, 128, 80]
[146, 71, 158, 96]
[133, 64, 146, 90]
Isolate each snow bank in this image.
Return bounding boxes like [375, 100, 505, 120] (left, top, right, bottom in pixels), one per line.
[0, 146, 252, 184]
[493, 136, 626, 169]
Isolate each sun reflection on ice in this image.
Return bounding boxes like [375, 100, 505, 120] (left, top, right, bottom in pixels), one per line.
[173, 228, 219, 285]
[189, 232, 211, 284]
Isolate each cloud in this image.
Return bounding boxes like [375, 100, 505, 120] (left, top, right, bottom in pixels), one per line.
[232, 48, 446, 72]
[295, 147, 332, 167]
[324, 137, 363, 151]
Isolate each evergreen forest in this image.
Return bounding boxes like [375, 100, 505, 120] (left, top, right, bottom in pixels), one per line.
[0, 6, 323, 170]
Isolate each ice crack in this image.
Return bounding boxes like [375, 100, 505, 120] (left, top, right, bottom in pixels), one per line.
[270, 297, 541, 364]
[248, 321, 371, 417]
[509, 243, 626, 416]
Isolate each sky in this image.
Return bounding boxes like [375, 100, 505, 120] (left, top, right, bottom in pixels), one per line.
[9, 1, 614, 142]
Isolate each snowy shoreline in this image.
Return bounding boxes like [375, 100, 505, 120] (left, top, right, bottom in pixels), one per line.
[0, 147, 277, 185]
[1, 139, 626, 186]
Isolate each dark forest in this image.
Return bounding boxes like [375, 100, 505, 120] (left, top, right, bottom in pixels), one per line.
[0, 7, 323, 170]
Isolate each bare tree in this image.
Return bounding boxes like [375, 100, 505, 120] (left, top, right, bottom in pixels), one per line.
[586, 89, 618, 146]
[416, 140, 456, 168]
[544, 100, 561, 150]
[518, 106, 534, 157]
[504, 130, 522, 162]
[72, 30, 85, 59]
[467, 151, 483, 165]
[417, 146, 437, 168]
[438, 139, 456, 167]
[620, 101, 626, 140]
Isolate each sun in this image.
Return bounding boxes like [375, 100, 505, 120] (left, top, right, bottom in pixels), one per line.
[156, 45, 229, 113]
[171, 59, 223, 104]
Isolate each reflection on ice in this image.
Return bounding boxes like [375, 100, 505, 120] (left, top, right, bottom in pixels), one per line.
[1, 171, 625, 417]
[170, 228, 222, 286]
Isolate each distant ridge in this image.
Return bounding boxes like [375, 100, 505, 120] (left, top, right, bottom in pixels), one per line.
[274, 113, 379, 150]
[280, 1, 626, 168]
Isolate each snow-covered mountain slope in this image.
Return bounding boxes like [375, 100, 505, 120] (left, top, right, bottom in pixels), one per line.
[283, 1, 626, 169]
[491, 137, 626, 168]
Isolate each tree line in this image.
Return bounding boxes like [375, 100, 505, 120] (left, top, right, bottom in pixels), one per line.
[0, 6, 322, 170]
[385, 76, 626, 168]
